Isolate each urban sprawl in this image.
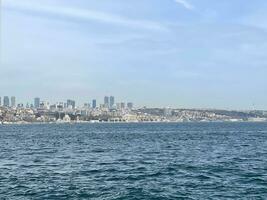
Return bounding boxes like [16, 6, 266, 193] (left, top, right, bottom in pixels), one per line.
[0, 96, 267, 124]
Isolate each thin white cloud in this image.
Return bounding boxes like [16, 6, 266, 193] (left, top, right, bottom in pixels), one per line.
[3, 0, 168, 32]
[174, 0, 195, 10]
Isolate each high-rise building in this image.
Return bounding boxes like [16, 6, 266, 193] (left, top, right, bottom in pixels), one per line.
[110, 96, 115, 108]
[34, 97, 40, 108]
[67, 99, 72, 108]
[92, 99, 97, 109]
[0, 97, 1, 106]
[57, 102, 64, 111]
[67, 99, 75, 109]
[11, 96, 16, 108]
[104, 96, 109, 108]
[127, 102, 134, 110]
[120, 102, 125, 110]
[3, 96, 10, 107]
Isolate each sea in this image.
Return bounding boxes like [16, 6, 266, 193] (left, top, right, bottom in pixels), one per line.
[0, 122, 266, 199]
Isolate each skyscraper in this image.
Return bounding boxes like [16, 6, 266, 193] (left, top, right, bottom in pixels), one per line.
[104, 96, 109, 108]
[92, 99, 97, 109]
[11, 96, 16, 108]
[110, 96, 115, 108]
[3, 96, 10, 107]
[34, 97, 40, 108]
[67, 99, 76, 109]
[127, 102, 133, 110]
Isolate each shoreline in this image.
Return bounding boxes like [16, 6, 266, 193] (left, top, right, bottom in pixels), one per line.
[1, 120, 267, 126]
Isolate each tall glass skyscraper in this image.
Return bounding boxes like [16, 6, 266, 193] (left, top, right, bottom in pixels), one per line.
[3, 96, 10, 107]
[67, 99, 76, 109]
[11, 96, 16, 108]
[34, 97, 40, 108]
[92, 99, 97, 109]
[110, 96, 115, 108]
[104, 96, 109, 108]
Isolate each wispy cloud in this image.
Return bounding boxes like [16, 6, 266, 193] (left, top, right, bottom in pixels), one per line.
[3, 0, 168, 32]
[174, 0, 195, 10]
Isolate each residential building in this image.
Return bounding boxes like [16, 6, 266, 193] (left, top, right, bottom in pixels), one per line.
[67, 99, 75, 109]
[34, 97, 40, 108]
[3, 96, 10, 107]
[11, 96, 16, 108]
[127, 102, 133, 110]
[92, 99, 97, 109]
[104, 96, 109, 108]
[110, 96, 115, 108]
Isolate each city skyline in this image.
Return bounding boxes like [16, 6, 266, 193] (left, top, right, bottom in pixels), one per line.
[1, 0, 267, 110]
[0, 95, 136, 109]
[0, 93, 266, 111]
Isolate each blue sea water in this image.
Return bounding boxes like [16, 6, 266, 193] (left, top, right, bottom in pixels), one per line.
[0, 122, 266, 199]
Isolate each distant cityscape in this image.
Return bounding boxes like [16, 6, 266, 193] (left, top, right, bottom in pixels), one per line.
[0, 96, 267, 124]
[0, 96, 133, 110]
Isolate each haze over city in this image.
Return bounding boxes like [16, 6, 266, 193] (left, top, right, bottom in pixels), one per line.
[1, 2, 267, 199]
[1, 0, 267, 109]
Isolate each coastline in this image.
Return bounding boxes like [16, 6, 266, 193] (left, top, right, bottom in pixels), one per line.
[1, 120, 267, 126]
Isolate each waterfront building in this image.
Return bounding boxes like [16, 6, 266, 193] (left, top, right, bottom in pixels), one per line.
[110, 96, 115, 108]
[164, 107, 173, 117]
[92, 99, 97, 109]
[3, 96, 10, 107]
[63, 114, 71, 122]
[11, 96, 16, 108]
[34, 97, 40, 108]
[104, 96, 109, 108]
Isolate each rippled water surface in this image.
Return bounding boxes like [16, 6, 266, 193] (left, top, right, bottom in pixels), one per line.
[0, 123, 267, 199]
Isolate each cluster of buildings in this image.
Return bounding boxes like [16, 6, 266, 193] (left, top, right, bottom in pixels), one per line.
[0, 96, 16, 108]
[0, 96, 135, 124]
[0, 96, 133, 111]
[0, 96, 267, 124]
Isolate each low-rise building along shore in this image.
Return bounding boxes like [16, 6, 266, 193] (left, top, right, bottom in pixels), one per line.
[0, 106, 266, 124]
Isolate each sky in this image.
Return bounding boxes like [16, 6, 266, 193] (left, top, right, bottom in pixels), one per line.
[1, 0, 267, 109]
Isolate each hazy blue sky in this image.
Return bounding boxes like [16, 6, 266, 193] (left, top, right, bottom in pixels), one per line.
[1, 0, 267, 109]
